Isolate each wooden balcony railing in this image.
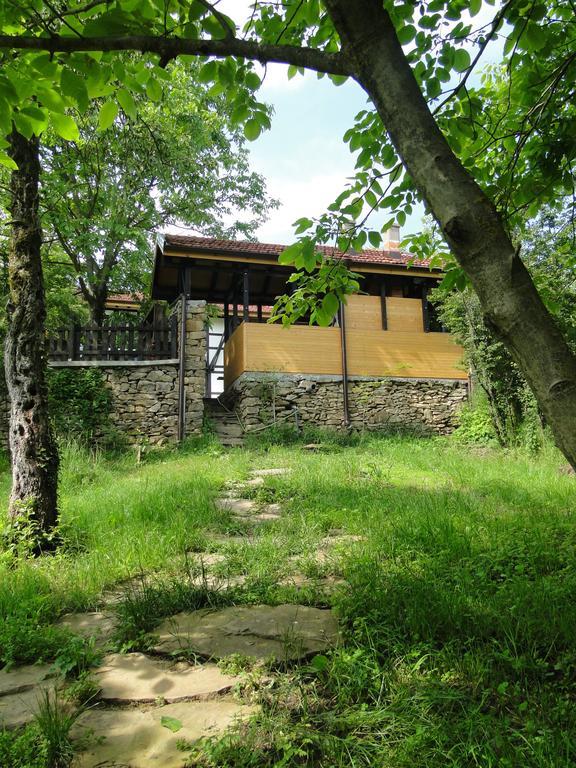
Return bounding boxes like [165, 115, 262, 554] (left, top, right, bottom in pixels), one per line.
[48, 317, 178, 362]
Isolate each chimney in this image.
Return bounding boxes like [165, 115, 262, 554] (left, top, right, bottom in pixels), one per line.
[383, 224, 400, 250]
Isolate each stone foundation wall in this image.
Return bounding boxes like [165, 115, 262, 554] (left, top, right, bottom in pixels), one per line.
[225, 373, 469, 435]
[0, 300, 207, 447]
[99, 362, 180, 444]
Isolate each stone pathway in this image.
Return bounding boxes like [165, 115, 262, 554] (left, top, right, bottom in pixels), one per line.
[57, 611, 116, 650]
[152, 604, 339, 661]
[0, 664, 60, 729]
[1, 466, 346, 767]
[73, 700, 258, 768]
[214, 469, 290, 525]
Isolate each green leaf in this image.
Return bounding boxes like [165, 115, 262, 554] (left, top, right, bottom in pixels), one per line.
[60, 68, 89, 112]
[117, 89, 137, 120]
[244, 72, 261, 91]
[469, 0, 482, 17]
[397, 25, 416, 45]
[453, 49, 471, 73]
[0, 151, 17, 170]
[278, 242, 302, 266]
[51, 113, 80, 142]
[243, 119, 261, 141]
[294, 217, 313, 234]
[160, 716, 182, 733]
[322, 292, 340, 318]
[368, 230, 382, 248]
[98, 101, 118, 131]
[145, 78, 163, 102]
[198, 60, 218, 83]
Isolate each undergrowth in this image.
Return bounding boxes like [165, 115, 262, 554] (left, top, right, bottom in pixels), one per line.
[0, 434, 574, 766]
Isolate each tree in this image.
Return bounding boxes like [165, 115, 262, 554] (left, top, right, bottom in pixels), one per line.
[0, 0, 575, 469]
[4, 131, 59, 549]
[41, 62, 274, 325]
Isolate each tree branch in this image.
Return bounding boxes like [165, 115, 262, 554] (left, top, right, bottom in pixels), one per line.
[0, 34, 353, 76]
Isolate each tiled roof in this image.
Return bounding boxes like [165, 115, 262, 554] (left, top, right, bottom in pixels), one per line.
[161, 234, 431, 269]
[106, 292, 144, 304]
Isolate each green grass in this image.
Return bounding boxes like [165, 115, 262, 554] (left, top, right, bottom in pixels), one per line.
[1, 433, 575, 766]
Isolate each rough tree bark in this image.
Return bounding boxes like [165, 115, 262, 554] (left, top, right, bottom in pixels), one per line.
[324, 0, 576, 468]
[5, 130, 59, 548]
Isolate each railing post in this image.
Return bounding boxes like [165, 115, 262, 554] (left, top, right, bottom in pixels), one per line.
[170, 314, 178, 358]
[72, 322, 80, 360]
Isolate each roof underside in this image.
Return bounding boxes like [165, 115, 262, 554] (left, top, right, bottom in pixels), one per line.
[152, 234, 437, 304]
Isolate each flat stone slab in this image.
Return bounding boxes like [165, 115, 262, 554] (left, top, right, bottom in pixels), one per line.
[215, 498, 258, 516]
[153, 604, 339, 661]
[73, 699, 258, 768]
[0, 682, 58, 730]
[95, 653, 238, 703]
[0, 665, 60, 729]
[242, 476, 265, 487]
[250, 468, 290, 477]
[188, 552, 227, 568]
[0, 663, 55, 697]
[249, 512, 282, 523]
[57, 612, 116, 648]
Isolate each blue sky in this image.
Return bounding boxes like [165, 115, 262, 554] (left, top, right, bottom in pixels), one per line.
[248, 66, 425, 243]
[208, 1, 505, 246]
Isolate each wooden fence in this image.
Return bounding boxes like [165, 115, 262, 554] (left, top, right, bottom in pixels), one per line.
[48, 317, 178, 362]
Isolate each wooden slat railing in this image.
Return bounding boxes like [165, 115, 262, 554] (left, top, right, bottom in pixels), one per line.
[48, 316, 178, 362]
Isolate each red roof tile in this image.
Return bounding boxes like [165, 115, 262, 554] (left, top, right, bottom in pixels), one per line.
[161, 234, 432, 270]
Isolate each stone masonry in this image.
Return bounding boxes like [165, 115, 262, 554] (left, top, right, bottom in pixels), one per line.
[224, 373, 468, 436]
[0, 300, 207, 447]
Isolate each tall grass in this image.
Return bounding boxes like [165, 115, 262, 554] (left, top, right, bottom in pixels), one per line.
[1, 433, 575, 766]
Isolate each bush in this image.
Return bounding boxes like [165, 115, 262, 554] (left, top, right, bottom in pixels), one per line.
[452, 399, 497, 445]
[47, 368, 118, 447]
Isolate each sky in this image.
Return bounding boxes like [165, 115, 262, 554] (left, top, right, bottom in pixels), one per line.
[193, 1, 505, 247]
[245, 66, 426, 244]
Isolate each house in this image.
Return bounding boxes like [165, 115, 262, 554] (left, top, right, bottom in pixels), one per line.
[151, 232, 468, 437]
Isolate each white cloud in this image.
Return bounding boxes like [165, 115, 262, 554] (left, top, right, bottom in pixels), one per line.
[257, 173, 349, 244]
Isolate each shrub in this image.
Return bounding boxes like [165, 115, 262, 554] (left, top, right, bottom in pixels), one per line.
[47, 368, 117, 447]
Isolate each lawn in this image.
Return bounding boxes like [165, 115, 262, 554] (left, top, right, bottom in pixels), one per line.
[1, 433, 575, 767]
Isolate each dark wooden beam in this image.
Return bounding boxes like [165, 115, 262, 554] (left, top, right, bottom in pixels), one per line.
[243, 270, 250, 323]
[380, 280, 388, 330]
[421, 284, 430, 332]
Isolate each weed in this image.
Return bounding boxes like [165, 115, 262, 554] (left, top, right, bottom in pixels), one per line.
[33, 689, 84, 768]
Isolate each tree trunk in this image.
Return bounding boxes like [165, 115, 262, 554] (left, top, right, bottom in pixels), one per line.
[326, 0, 576, 468]
[5, 130, 59, 550]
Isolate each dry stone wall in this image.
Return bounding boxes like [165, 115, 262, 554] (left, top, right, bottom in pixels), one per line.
[225, 373, 468, 436]
[99, 362, 179, 444]
[0, 300, 207, 447]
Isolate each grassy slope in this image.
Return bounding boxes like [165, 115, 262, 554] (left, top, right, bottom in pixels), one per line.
[1, 435, 575, 767]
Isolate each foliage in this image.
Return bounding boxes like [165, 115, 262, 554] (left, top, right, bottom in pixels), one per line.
[452, 395, 497, 445]
[40, 61, 276, 323]
[46, 368, 115, 446]
[0, 726, 48, 768]
[432, 287, 527, 444]
[33, 690, 83, 768]
[0, 437, 574, 764]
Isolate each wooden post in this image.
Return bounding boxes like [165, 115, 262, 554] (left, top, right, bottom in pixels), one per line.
[170, 314, 177, 358]
[224, 302, 229, 340]
[243, 270, 250, 323]
[177, 294, 187, 442]
[380, 282, 388, 330]
[338, 303, 350, 427]
[232, 277, 238, 333]
[422, 284, 430, 333]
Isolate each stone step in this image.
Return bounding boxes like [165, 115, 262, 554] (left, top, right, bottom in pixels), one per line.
[73, 699, 258, 768]
[94, 653, 237, 704]
[152, 604, 340, 661]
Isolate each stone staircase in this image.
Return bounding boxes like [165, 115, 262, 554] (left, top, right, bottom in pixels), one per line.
[204, 399, 244, 447]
